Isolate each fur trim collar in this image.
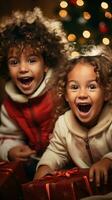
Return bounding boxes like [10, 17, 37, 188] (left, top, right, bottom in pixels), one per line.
[5, 69, 52, 103]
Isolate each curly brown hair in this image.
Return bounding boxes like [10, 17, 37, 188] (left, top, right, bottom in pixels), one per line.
[0, 7, 71, 79]
[54, 45, 112, 120]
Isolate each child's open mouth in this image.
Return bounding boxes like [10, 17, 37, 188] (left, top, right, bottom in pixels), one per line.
[18, 77, 34, 85]
[77, 103, 91, 113]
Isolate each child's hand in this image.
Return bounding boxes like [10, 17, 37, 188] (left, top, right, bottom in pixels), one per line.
[89, 158, 112, 187]
[8, 144, 36, 161]
[34, 165, 53, 180]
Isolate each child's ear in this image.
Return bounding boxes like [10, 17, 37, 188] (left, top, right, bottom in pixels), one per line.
[44, 66, 48, 72]
[65, 93, 68, 102]
[104, 93, 110, 102]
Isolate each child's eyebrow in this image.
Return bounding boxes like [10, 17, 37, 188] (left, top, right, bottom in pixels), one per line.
[28, 54, 39, 56]
[67, 79, 97, 83]
[27, 53, 41, 57]
[67, 80, 77, 83]
[8, 56, 17, 60]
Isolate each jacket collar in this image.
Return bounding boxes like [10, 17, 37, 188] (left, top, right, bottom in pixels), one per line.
[5, 69, 53, 103]
[64, 103, 112, 138]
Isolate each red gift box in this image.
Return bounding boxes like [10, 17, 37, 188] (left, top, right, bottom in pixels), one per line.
[22, 168, 92, 200]
[0, 160, 28, 200]
[22, 168, 112, 200]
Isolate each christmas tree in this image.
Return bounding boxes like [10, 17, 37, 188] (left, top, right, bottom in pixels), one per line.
[56, 0, 112, 48]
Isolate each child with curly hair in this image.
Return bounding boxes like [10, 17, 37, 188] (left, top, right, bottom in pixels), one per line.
[0, 7, 71, 178]
[34, 45, 112, 187]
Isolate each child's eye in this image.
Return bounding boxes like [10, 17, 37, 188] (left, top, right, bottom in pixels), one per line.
[71, 85, 78, 90]
[28, 56, 38, 63]
[67, 83, 79, 90]
[8, 59, 18, 66]
[88, 83, 97, 90]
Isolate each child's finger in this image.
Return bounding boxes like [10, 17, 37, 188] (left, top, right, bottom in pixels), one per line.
[103, 171, 108, 184]
[95, 170, 101, 187]
[89, 168, 94, 182]
[18, 151, 35, 158]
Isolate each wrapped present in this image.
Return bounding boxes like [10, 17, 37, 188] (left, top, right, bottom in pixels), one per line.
[0, 160, 28, 200]
[22, 168, 92, 200]
[22, 168, 112, 200]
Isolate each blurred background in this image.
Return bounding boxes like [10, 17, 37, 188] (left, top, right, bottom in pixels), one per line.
[0, 0, 112, 47]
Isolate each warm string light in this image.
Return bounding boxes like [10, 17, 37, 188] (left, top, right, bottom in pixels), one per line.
[60, 1, 68, 8]
[59, 9, 68, 18]
[105, 11, 112, 19]
[76, 0, 84, 7]
[83, 12, 91, 20]
[102, 37, 110, 45]
[101, 1, 109, 9]
[67, 33, 77, 42]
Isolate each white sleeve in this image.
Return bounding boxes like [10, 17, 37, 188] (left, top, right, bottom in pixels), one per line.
[102, 124, 112, 161]
[0, 105, 24, 160]
[37, 118, 70, 170]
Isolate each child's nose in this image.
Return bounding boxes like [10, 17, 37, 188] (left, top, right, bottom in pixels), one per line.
[19, 62, 29, 72]
[78, 88, 88, 98]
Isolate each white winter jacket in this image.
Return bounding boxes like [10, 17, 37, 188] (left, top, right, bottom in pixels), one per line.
[37, 103, 112, 170]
